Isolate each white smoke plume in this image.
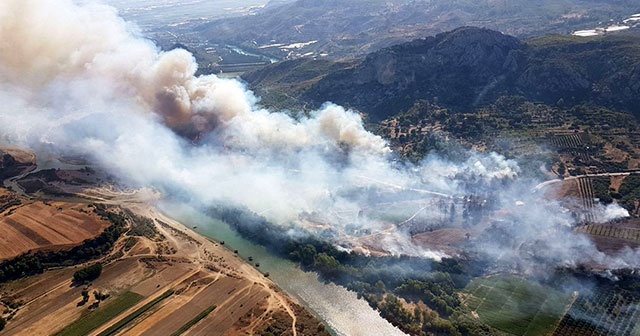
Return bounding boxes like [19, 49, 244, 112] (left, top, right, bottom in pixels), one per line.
[0, 0, 638, 271]
[595, 203, 630, 223]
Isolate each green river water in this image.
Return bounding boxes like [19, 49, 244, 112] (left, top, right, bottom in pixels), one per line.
[159, 201, 407, 336]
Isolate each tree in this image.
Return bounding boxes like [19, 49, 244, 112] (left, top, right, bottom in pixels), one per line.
[374, 280, 386, 293]
[413, 307, 422, 324]
[93, 290, 109, 302]
[81, 289, 90, 303]
[313, 253, 340, 278]
[557, 163, 566, 177]
[449, 203, 456, 222]
[299, 244, 317, 266]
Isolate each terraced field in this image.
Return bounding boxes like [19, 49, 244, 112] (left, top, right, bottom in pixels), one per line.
[576, 219, 640, 252]
[548, 132, 593, 163]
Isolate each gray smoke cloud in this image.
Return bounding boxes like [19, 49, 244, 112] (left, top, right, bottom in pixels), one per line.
[0, 0, 637, 273]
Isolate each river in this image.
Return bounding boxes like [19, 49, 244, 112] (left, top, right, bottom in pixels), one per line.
[226, 45, 279, 64]
[158, 201, 407, 336]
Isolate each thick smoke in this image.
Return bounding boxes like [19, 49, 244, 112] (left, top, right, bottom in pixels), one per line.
[596, 203, 630, 223]
[0, 0, 637, 273]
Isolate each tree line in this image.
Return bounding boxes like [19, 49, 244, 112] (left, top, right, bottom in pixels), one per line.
[209, 205, 495, 335]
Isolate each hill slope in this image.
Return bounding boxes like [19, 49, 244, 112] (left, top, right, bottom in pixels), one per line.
[243, 27, 640, 121]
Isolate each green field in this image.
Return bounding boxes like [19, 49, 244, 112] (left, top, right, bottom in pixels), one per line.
[464, 276, 572, 336]
[171, 305, 217, 336]
[55, 291, 144, 336]
[96, 289, 175, 336]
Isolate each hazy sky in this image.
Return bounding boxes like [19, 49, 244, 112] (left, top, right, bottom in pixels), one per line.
[100, 0, 271, 28]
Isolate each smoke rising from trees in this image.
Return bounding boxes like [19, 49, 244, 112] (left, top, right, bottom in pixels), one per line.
[0, 0, 636, 274]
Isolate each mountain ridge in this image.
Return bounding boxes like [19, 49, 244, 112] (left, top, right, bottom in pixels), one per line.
[242, 27, 640, 121]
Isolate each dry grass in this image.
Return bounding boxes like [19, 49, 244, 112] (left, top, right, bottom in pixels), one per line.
[412, 229, 469, 256]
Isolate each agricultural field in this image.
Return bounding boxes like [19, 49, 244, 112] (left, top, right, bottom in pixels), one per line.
[547, 132, 593, 164]
[463, 276, 572, 336]
[372, 99, 640, 182]
[0, 200, 326, 336]
[553, 288, 640, 336]
[575, 177, 597, 223]
[55, 291, 145, 336]
[544, 174, 640, 225]
[0, 191, 111, 260]
[411, 229, 469, 257]
[576, 219, 640, 252]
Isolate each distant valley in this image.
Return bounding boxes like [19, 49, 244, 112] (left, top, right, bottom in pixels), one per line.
[195, 0, 640, 60]
[106, 0, 640, 76]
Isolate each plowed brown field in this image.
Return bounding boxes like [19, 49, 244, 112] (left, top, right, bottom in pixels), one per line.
[0, 198, 110, 260]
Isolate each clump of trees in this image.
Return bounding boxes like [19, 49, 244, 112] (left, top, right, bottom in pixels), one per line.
[619, 175, 640, 213]
[210, 205, 494, 335]
[590, 177, 613, 204]
[73, 263, 102, 283]
[375, 294, 463, 336]
[124, 210, 162, 240]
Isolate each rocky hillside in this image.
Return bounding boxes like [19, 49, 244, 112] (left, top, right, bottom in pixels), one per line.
[243, 27, 640, 121]
[0, 148, 35, 180]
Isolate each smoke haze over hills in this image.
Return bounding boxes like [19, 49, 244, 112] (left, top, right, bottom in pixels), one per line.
[0, 0, 637, 276]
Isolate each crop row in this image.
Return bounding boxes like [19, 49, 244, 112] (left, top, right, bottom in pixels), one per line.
[583, 225, 640, 242]
[553, 289, 640, 336]
[550, 134, 585, 149]
[576, 177, 596, 223]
